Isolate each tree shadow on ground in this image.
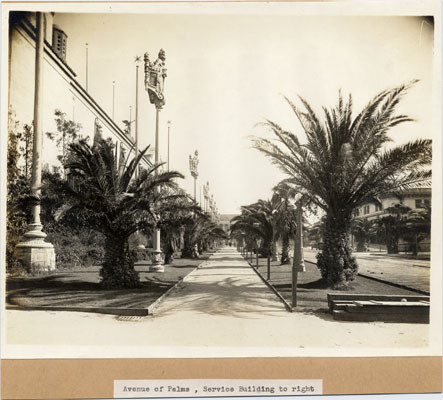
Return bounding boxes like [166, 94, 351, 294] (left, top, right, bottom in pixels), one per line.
[6, 274, 174, 309]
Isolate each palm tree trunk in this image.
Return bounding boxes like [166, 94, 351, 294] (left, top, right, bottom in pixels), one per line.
[386, 226, 399, 254]
[182, 227, 196, 258]
[164, 237, 175, 264]
[280, 233, 290, 264]
[316, 215, 358, 288]
[100, 235, 140, 289]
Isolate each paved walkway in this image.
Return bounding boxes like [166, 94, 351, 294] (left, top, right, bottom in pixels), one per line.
[304, 249, 430, 293]
[4, 247, 430, 358]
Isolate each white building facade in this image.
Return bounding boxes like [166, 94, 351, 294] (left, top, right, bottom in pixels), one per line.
[8, 11, 149, 169]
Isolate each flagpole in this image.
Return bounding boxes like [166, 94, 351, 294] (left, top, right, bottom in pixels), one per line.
[112, 81, 115, 120]
[85, 43, 89, 92]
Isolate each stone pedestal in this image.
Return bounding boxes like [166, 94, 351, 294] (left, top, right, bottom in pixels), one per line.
[149, 228, 164, 272]
[150, 250, 164, 272]
[15, 223, 56, 273]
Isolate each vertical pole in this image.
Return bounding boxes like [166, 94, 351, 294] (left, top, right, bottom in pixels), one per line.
[85, 43, 88, 92]
[72, 96, 75, 122]
[292, 238, 298, 307]
[150, 106, 164, 271]
[16, 12, 55, 272]
[167, 121, 170, 171]
[112, 81, 115, 120]
[135, 62, 139, 179]
[256, 252, 258, 268]
[155, 108, 159, 168]
[129, 106, 132, 136]
[194, 177, 197, 201]
[31, 12, 44, 228]
[267, 254, 271, 280]
[292, 203, 304, 308]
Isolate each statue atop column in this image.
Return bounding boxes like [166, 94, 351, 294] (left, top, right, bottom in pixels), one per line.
[144, 49, 167, 109]
[189, 150, 199, 179]
[93, 117, 103, 146]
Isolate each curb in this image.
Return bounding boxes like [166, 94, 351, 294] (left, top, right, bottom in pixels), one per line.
[357, 273, 430, 296]
[243, 255, 293, 312]
[6, 256, 213, 317]
[5, 304, 149, 316]
[304, 259, 430, 296]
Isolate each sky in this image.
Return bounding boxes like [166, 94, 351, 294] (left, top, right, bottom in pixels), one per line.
[53, 12, 434, 214]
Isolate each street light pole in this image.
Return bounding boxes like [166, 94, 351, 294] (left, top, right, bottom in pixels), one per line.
[134, 56, 141, 179]
[144, 49, 167, 272]
[16, 12, 55, 272]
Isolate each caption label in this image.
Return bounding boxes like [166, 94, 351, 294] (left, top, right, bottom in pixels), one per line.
[114, 379, 322, 398]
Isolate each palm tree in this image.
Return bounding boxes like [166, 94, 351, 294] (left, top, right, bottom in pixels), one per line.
[350, 218, 372, 252]
[403, 205, 431, 255]
[182, 212, 226, 258]
[230, 200, 274, 257]
[158, 194, 199, 264]
[272, 181, 298, 264]
[371, 204, 412, 254]
[253, 81, 431, 287]
[53, 138, 183, 289]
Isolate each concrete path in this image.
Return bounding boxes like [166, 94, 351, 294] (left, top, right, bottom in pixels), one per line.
[4, 247, 431, 358]
[152, 247, 285, 316]
[304, 249, 430, 293]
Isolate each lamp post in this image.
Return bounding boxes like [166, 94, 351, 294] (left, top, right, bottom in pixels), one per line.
[189, 150, 199, 201]
[144, 49, 167, 272]
[16, 12, 56, 272]
[134, 55, 141, 178]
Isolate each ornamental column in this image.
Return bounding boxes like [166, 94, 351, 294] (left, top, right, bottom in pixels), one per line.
[189, 150, 199, 201]
[16, 12, 56, 272]
[144, 49, 167, 272]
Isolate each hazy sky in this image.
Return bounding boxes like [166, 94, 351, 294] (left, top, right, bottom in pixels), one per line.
[54, 12, 434, 214]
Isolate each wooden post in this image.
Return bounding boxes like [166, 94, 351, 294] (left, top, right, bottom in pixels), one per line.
[267, 254, 271, 280]
[256, 252, 259, 268]
[292, 203, 304, 307]
[292, 237, 298, 307]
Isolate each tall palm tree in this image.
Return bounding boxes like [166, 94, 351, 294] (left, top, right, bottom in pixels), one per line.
[54, 138, 183, 289]
[272, 181, 298, 264]
[182, 212, 226, 258]
[253, 81, 431, 287]
[157, 193, 197, 264]
[350, 218, 372, 252]
[230, 200, 274, 257]
[371, 204, 412, 254]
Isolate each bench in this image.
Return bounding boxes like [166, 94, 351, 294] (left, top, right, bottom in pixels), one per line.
[327, 293, 430, 323]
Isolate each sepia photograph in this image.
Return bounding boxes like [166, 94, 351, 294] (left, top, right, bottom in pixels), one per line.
[1, 0, 442, 387]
